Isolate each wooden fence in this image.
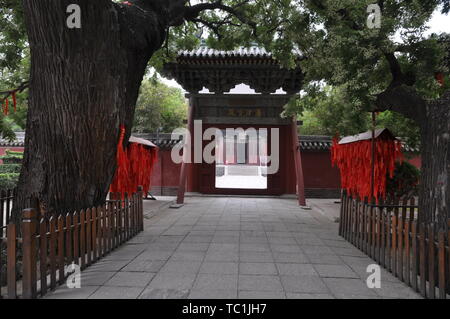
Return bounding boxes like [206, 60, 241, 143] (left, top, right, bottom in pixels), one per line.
[339, 191, 449, 299]
[0, 188, 144, 299]
[0, 189, 15, 238]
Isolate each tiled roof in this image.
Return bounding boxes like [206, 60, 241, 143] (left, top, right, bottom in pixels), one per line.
[0, 132, 25, 147]
[178, 46, 272, 58]
[133, 133, 182, 150]
[299, 135, 333, 151]
[0, 132, 419, 153]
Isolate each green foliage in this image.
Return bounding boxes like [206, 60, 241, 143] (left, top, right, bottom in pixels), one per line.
[286, 85, 421, 145]
[0, 164, 20, 174]
[133, 78, 187, 133]
[0, 0, 27, 71]
[0, 149, 22, 189]
[1, 149, 23, 164]
[386, 161, 420, 199]
[376, 111, 421, 149]
[0, 0, 30, 140]
[0, 173, 19, 190]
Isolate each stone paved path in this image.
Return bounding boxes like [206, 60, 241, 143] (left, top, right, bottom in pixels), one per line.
[45, 197, 421, 299]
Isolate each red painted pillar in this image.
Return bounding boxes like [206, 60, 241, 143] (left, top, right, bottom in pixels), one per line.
[291, 118, 307, 206]
[176, 98, 194, 205]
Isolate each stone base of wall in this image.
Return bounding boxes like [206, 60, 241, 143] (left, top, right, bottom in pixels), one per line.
[149, 187, 341, 198]
[149, 186, 179, 196]
[305, 188, 341, 199]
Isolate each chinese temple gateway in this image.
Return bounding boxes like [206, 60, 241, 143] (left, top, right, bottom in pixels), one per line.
[162, 45, 308, 206]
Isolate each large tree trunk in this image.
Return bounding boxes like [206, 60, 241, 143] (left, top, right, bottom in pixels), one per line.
[377, 87, 450, 232]
[13, 0, 166, 221]
[418, 92, 450, 231]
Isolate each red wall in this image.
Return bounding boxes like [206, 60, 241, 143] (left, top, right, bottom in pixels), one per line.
[302, 151, 341, 189]
[406, 155, 421, 169]
[149, 147, 422, 196]
[150, 150, 181, 188]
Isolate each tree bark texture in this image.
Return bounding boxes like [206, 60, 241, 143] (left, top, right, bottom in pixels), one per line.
[13, 0, 166, 221]
[377, 87, 450, 232]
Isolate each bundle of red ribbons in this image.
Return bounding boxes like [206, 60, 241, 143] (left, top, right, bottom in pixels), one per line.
[331, 136, 403, 202]
[110, 126, 158, 198]
[1, 91, 17, 115]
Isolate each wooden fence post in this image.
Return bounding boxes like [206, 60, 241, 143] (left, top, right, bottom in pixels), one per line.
[7, 223, 17, 299]
[138, 186, 144, 232]
[22, 208, 38, 299]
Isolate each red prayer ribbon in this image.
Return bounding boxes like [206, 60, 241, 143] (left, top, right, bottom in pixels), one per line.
[331, 137, 403, 202]
[110, 126, 158, 198]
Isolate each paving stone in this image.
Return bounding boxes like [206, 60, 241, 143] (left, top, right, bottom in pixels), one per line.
[154, 235, 185, 243]
[373, 282, 422, 299]
[302, 245, 336, 255]
[313, 264, 359, 278]
[239, 263, 278, 275]
[145, 273, 197, 290]
[212, 236, 240, 244]
[322, 239, 351, 248]
[266, 231, 294, 238]
[121, 260, 166, 273]
[306, 254, 344, 265]
[183, 235, 214, 243]
[208, 243, 239, 251]
[276, 263, 318, 276]
[331, 247, 368, 257]
[339, 255, 375, 266]
[323, 278, 378, 297]
[194, 274, 238, 290]
[205, 250, 239, 262]
[159, 261, 202, 274]
[240, 243, 271, 252]
[268, 237, 297, 245]
[189, 289, 238, 299]
[238, 291, 286, 299]
[176, 243, 210, 252]
[280, 275, 329, 293]
[238, 275, 284, 292]
[135, 250, 173, 261]
[199, 262, 238, 275]
[89, 286, 144, 299]
[349, 265, 401, 283]
[104, 272, 155, 287]
[334, 293, 381, 299]
[139, 288, 190, 299]
[169, 251, 206, 262]
[270, 244, 302, 253]
[239, 252, 274, 263]
[81, 271, 116, 286]
[84, 260, 130, 272]
[45, 286, 100, 299]
[272, 252, 310, 264]
[44, 197, 421, 300]
[286, 293, 335, 299]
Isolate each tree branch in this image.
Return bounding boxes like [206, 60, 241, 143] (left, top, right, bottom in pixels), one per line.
[375, 85, 427, 125]
[182, 1, 257, 36]
[0, 81, 29, 104]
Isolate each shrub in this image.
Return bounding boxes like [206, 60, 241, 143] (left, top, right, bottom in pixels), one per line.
[0, 173, 20, 190]
[386, 161, 420, 199]
[1, 149, 23, 165]
[0, 164, 21, 174]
